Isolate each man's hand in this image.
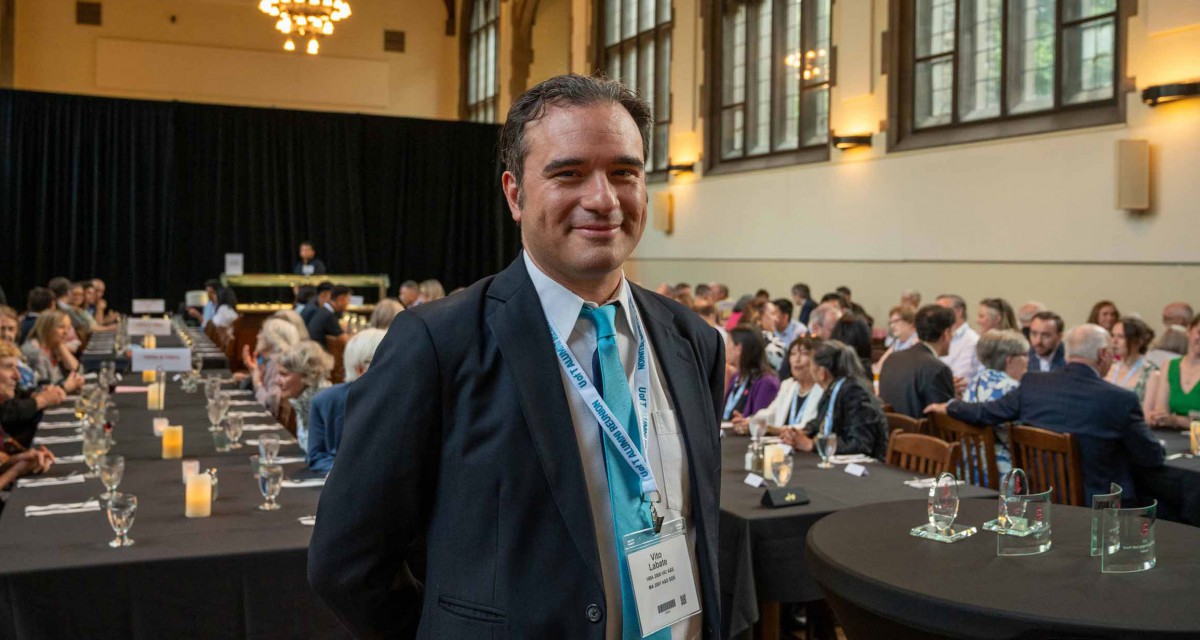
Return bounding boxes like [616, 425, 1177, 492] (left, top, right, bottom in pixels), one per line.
[924, 402, 950, 416]
[33, 385, 68, 410]
[953, 376, 967, 397]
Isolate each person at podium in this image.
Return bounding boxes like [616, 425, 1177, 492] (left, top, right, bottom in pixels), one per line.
[294, 240, 327, 276]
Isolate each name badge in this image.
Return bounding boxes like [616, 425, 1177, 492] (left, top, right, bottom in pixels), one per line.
[622, 519, 701, 637]
[301, 264, 315, 276]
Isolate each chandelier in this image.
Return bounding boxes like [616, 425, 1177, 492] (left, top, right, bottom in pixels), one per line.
[258, 0, 352, 55]
[784, 48, 827, 81]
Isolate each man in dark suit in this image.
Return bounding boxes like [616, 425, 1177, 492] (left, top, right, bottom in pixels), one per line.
[1028, 310, 1066, 372]
[299, 281, 334, 325]
[309, 74, 724, 639]
[792, 283, 817, 326]
[305, 285, 349, 351]
[879, 304, 956, 419]
[926, 324, 1164, 502]
[293, 240, 327, 276]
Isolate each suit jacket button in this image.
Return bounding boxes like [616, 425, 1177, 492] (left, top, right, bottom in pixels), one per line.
[586, 604, 603, 623]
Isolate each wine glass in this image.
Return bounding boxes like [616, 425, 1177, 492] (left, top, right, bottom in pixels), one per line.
[771, 452, 794, 487]
[74, 394, 89, 421]
[105, 492, 137, 548]
[191, 351, 204, 377]
[928, 472, 960, 535]
[82, 425, 110, 478]
[105, 406, 120, 447]
[206, 393, 230, 433]
[99, 455, 125, 500]
[257, 463, 284, 511]
[815, 433, 837, 469]
[258, 433, 281, 463]
[204, 378, 221, 403]
[749, 415, 767, 441]
[225, 415, 244, 449]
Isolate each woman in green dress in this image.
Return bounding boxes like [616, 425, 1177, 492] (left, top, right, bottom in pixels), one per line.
[1149, 315, 1200, 429]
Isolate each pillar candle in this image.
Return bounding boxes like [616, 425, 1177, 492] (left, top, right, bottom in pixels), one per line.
[162, 425, 183, 459]
[146, 383, 159, 410]
[142, 370, 156, 383]
[762, 444, 785, 482]
[153, 417, 168, 437]
[185, 473, 212, 518]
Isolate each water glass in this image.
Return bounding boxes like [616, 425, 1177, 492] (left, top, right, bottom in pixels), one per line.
[771, 452, 794, 487]
[105, 406, 120, 446]
[105, 492, 138, 548]
[258, 433, 281, 463]
[98, 455, 125, 501]
[225, 415, 244, 449]
[82, 425, 110, 478]
[749, 415, 768, 441]
[206, 393, 230, 433]
[815, 433, 838, 469]
[258, 463, 284, 511]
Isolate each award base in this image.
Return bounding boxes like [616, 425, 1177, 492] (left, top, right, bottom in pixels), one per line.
[760, 487, 810, 508]
[909, 523, 977, 543]
[982, 517, 1038, 537]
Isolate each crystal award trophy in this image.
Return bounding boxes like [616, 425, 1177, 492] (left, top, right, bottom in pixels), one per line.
[1101, 499, 1157, 573]
[910, 472, 976, 543]
[1090, 483, 1122, 557]
[996, 487, 1053, 556]
[984, 468, 1030, 534]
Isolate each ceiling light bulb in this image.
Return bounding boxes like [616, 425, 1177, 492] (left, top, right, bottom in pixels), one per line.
[284, 38, 296, 51]
[307, 38, 319, 54]
[322, 22, 333, 34]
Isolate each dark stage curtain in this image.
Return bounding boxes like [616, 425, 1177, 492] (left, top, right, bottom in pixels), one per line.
[0, 89, 518, 312]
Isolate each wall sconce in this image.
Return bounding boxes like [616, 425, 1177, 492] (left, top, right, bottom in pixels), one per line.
[1142, 81, 1200, 106]
[831, 134, 873, 150]
[667, 162, 695, 175]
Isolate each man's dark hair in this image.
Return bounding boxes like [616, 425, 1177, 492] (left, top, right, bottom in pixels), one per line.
[915, 304, 957, 343]
[215, 287, 238, 308]
[75, 281, 94, 291]
[300, 240, 315, 249]
[47, 277, 71, 298]
[674, 282, 691, 291]
[792, 283, 811, 299]
[295, 286, 317, 305]
[204, 279, 221, 290]
[836, 286, 852, 297]
[400, 280, 419, 290]
[499, 74, 654, 191]
[317, 281, 335, 294]
[694, 283, 712, 298]
[820, 292, 847, 308]
[772, 298, 794, 320]
[331, 285, 352, 299]
[1032, 310, 1065, 334]
[27, 287, 55, 313]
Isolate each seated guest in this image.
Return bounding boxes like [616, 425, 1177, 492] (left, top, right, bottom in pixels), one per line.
[294, 240, 328, 275]
[1146, 325, 1188, 370]
[1148, 315, 1200, 429]
[836, 286, 873, 327]
[186, 279, 220, 326]
[301, 282, 335, 325]
[722, 327, 781, 423]
[725, 294, 756, 331]
[820, 291, 848, 310]
[692, 299, 726, 342]
[73, 281, 113, 331]
[1088, 300, 1121, 333]
[792, 283, 817, 326]
[0, 341, 67, 449]
[964, 329, 1030, 475]
[694, 283, 713, 304]
[294, 285, 317, 313]
[768, 299, 806, 348]
[307, 329, 387, 475]
[307, 285, 351, 350]
[733, 336, 824, 435]
[936, 294, 981, 379]
[417, 279, 445, 305]
[673, 289, 695, 310]
[757, 302, 788, 372]
[1017, 300, 1046, 340]
[900, 289, 921, 309]
[243, 318, 302, 415]
[876, 304, 918, 370]
[807, 302, 843, 340]
[47, 277, 90, 342]
[675, 282, 693, 299]
[271, 309, 310, 340]
[654, 283, 675, 297]
[397, 280, 420, 308]
[879, 305, 956, 419]
[927, 325, 1164, 502]
[20, 311, 83, 393]
[369, 299, 405, 330]
[210, 287, 239, 329]
[977, 297, 1018, 333]
[1106, 317, 1160, 408]
[276, 340, 334, 453]
[90, 278, 119, 324]
[831, 313, 873, 374]
[782, 340, 888, 459]
[0, 364, 55, 492]
[1028, 310, 1066, 372]
[17, 287, 55, 345]
[1161, 301, 1193, 332]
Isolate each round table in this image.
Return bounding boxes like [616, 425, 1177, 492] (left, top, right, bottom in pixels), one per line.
[805, 498, 1200, 639]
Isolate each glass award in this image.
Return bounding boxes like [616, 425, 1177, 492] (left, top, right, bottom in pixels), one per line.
[1090, 483, 1122, 557]
[984, 468, 1030, 534]
[996, 488, 1053, 556]
[910, 472, 977, 543]
[1101, 499, 1157, 573]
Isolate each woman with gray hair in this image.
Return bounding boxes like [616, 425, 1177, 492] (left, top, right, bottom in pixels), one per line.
[276, 340, 334, 453]
[964, 329, 1030, 474]
[271, 308, 310, 340]
[306, 329, 387, 474]
[368, 299, 405, 330]
[242, 318, 301, 415]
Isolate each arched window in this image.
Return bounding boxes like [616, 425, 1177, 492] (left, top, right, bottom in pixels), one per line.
[464, 0, 499, 122]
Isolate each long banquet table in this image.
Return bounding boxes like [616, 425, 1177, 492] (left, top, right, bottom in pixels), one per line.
[81, 326, 229, 373]
[0, 374, 344, 639]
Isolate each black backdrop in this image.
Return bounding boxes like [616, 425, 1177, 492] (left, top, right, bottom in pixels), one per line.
[0, 89, 520, 311]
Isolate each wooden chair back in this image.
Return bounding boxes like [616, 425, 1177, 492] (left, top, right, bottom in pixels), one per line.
[885, 429, 960, 477]
[326, 336, 346, 384]
[885, 412, 925, 436]
[276, 400, 298, 438]
[1008, 425, 1085, 506]
[927, 413, 1000, 490]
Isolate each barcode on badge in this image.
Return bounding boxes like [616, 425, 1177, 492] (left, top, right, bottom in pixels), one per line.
[657, 598, 677, 614]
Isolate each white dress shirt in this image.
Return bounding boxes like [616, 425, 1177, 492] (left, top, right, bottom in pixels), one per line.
[941, 323, 981, 379]
[752, 378, 824, 428]
[524, 253, 702, 640]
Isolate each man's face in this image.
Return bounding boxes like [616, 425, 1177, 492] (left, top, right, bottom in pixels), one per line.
[0, 316, 16, 343]
[936, 297, 961, 324]
[206, 287, 217, 302]
[68, 286, 84, 307]
[83, 287, 96, 306]
[503, 103, 647, 287]
[333, 294, 351, 312]
[0, 357, 18, 402]
[399, 287, 418, 307]
[318, 291, 332, 306]
[299, 244, 315, 261]
[1029, 318, 1062, 358]
[977, 305, 1001, 333]
[93, 280, 106, 299]
[760, 303, 779, 332]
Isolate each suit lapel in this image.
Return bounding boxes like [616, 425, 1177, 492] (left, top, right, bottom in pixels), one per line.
[486, 258, 604, 589]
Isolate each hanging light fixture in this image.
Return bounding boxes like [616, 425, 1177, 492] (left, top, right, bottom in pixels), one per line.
[259, 0, 352, 54]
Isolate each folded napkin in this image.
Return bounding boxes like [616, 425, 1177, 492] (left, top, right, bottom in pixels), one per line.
[33, 434, 84, 445]
[43, 407, 76, 416]
[282, 477, 326, 489]
[228, 400, 262, 406]
[226, 390, 253, 397]
[298, 515, 317, 526]
[904, 478, 967, 489]
[37, 421, 81, 431]
[114, 386, 149, 394]
[25, 499, 102, 517]
[829, 454, 876, 465]
[82, 372, 98, 380]
[241, 424, 281, 432]
[229, 410, 272, 418]
[246, 438, 298, 446]
[16, 474, 86, 488]
[54, 455, 86, 465]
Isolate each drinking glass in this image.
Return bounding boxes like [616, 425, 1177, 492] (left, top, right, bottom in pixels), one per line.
[749, 415, 767, 441]
[191, 351, 204, 377]
[105, 492, 138, 548]
[206, 393, 230, 433]
[815, 433, 837, 469]
[105, 406, 120, 446]
[258, 463, 284, 511]
[928, 472, 960, 535]
[771, 452, 794, 487]
[74, 395, 89, 421]
[82, 425, 110, 478]
[258, 433, 281, 463]
[225, 415, 244, 449]
[99, 455, 125, 500]
[204, 378, 222, 403]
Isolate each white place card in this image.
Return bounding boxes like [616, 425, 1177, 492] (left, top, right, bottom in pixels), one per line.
[132, 348, 193, 372]
[185, 290, 208, 307]
[131, 299, 166, 314]
[225, 253, 244, 276]
[127, 318, 172, 336]
[743, 473, 765, 488]
[844, 463, 869, 477]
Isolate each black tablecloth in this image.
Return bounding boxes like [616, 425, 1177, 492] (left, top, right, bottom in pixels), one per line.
[81, 329, 228, 373]
[806, 498, 1200, 639]
[718, 435, 996, 639]
[1144, 428, 1200, 527]
[0, 376, 343, 639]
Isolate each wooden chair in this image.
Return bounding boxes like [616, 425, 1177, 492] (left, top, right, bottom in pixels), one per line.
[885, 429, 960, 477]
[927, 413, 1000, 490]
[276, 400, 298, 438]
[880, 401, 895, 414]
[326, 336, 346, 384]
[1008, 425, 1086, 506]
[885, 412, 925, 436]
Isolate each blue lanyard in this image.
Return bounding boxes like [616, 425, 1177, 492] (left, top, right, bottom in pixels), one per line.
[822, 378, 847, 436]
[788, 387, 817, 425]
[723, 377, 750, 420]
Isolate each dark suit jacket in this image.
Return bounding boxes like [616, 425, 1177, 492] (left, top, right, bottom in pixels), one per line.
[948, 363, 1164, 501]
[305, 305, 344, 349]
[803, 377, 889, 459]
[878, 344, 955, 419]
[1028, 343, 1066, 372]
[294, 259, 327, 275]
[309, 256, 725, 639]
[797, 299, 817, 326]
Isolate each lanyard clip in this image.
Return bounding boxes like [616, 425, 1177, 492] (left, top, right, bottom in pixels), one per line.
[649, 491, 664, 533]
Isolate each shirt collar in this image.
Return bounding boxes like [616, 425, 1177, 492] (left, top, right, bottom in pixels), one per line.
[522, 250, 635, 341]
[953, 323, 969, 339]
[323, 302, 336, 313]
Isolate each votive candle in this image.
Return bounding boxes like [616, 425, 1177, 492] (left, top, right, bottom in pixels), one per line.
[162, 425, 183, 459]
[181, 459, 200, 484]
[153, 417, 168, 437]
[142, 369, 156, 383]
[185, 473, 212, 518]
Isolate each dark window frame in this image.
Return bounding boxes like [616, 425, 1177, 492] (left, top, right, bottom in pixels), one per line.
[886, 0, 1134, 153]
[460, 0, 500, 123]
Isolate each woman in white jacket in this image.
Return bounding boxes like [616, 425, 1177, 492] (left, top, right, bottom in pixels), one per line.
[733, 335, 824, 435]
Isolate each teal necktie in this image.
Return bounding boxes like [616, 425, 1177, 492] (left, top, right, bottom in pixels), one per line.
[580, 304, 669, 640]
